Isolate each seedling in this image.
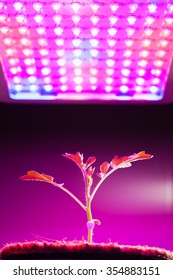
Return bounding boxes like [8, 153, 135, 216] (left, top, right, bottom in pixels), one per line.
[20, 151, 153, 244]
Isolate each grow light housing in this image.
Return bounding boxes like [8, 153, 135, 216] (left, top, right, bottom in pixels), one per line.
[0, 0, 173, 103]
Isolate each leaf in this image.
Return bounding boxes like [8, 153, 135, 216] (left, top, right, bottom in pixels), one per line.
[20, 171, 54, 182]
[100, 161, 110, 175]
[93, 219, 101, 225]
[86, 166, 95, 188]
[128, 151, 153, 162]
[87, 166, 95, 177]
[85, 156, 96, 170]
[62, 152, 84, 168]
[111, 151, 153, 169]
[111, 155, 128, 167]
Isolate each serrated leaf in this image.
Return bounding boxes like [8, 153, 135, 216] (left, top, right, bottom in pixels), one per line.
[111, 155, 128, 167]
[62, 152, 84, 167]
[20, 171, 54, 182]
[111, 151, 153, 169]
[128, 151, 153, 161]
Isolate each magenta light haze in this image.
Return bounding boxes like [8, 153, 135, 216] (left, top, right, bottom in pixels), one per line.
[0, 0, 173, 101]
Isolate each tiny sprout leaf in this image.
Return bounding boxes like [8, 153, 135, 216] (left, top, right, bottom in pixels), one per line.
[87, 166, 95, 177]
[20, 171, 54, 182]
[85, 156, 96, 170]
[97, 161, 110, 178]
[100, 161, 110, 175]
[87, 176, 93, 188]
[93, 219, 101, 225]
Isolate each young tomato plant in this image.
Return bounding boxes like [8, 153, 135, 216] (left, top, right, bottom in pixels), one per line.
[20, 151, 153, 244]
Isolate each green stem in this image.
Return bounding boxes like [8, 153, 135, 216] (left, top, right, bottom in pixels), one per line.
[85, 168, 119, 243]
[50, 181, 87, 211]
[84, 172, 94, 244]
[86, 198, 93, 244]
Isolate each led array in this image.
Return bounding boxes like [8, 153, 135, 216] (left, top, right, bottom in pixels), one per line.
[0, 0, 173, 101]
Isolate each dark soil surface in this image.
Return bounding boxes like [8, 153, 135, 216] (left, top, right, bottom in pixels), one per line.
[1, 241, 173, 260]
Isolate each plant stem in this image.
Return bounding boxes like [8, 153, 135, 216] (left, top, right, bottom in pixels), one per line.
[84, 172, 94, 244]
[86, 198, 93, 244]
[86, 167, 119, 243]
[90, 167, 118, 202]
[50, 181, 87, 211]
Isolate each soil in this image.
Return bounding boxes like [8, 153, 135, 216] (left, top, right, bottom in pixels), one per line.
[1, 241, 173, 260]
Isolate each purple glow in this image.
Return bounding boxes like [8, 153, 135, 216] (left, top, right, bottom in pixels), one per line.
[1, 149, 173, 251]
[0, 1, 173, 101]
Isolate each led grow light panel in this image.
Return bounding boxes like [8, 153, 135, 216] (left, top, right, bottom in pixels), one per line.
[0, 0, 173, 102]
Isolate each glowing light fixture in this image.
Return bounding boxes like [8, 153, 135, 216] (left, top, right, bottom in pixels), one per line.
[0, 0, 173, 102]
